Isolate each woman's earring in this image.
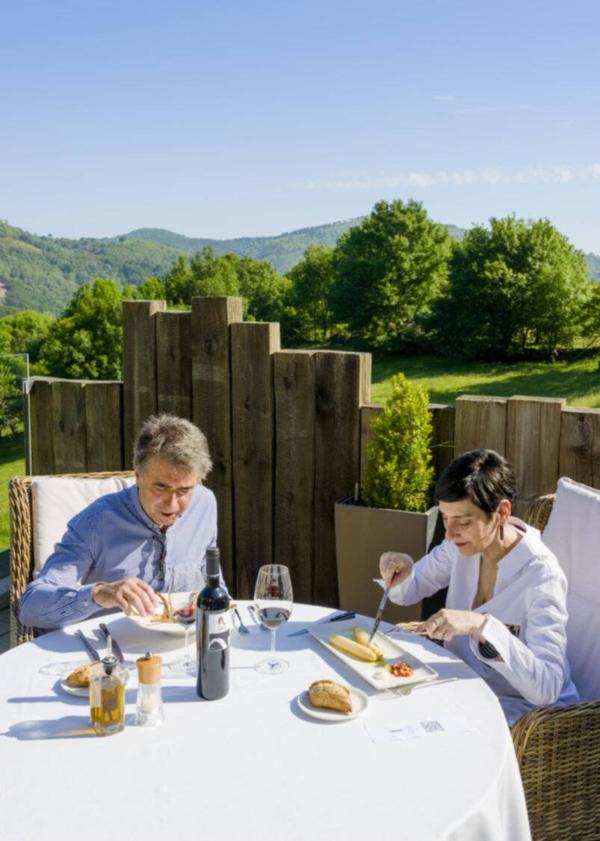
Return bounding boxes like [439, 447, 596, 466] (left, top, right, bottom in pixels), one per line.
[499, 523, 505, 541]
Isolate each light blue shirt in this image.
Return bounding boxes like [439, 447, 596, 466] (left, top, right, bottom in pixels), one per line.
[18, 483, 218, 630]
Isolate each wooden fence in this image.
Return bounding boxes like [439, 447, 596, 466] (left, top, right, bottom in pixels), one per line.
[26, 297, 600, 603]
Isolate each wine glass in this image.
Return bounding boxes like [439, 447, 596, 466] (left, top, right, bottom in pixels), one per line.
[253, 564, 293, 674]
[165, 566, 200, 677]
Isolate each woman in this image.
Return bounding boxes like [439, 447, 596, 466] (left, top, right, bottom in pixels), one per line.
[380, 448, 579, 724]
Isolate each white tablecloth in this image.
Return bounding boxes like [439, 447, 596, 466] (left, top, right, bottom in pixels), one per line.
[0, 602, 531, 841]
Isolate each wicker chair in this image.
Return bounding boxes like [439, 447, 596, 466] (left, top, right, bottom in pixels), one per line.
[511, 493, 600, 841]
[9, 471, 133, 646]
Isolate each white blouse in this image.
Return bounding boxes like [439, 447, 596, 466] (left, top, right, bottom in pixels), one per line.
[389, 518, 580, 724]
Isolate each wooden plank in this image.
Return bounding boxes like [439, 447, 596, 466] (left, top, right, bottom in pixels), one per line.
[359, 405, 382, 496]
[273, 350, 315, 604]
[231, 322, 281, 598]
[191, 297, 243, 592]
[122, 300, 166, 466]
[156, 311, 192, 419]
[314, 351, 368, 607]
[506, 396, 565, 516]
[454, 395, 507, 457]
[29, 378, 55, 474]
[559, 407, 600, 489]
[51, 380, 86, 473]
[84, 382, 124, 471]
[429, 403, 455, 481]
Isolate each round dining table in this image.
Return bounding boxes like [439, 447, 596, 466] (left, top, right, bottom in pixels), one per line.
[0, 601, 531, 841]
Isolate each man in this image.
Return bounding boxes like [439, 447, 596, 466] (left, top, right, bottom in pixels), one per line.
[18, 414, 219, 629]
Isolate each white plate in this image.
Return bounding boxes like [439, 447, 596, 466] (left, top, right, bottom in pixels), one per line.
[124, 591, 196, 637]
[297, 687, 368, 722]
[310, 619, 438, 691]
[57, 666, 130, 699]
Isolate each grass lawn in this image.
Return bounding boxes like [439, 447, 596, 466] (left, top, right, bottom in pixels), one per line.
[370, 353, 600, 408]
[0, 433, 25, 553]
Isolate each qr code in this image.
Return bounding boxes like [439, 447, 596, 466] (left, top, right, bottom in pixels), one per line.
[420, 720, 444, 734]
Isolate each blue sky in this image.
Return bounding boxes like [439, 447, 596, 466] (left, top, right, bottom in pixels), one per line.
[1, 0, 599, 251]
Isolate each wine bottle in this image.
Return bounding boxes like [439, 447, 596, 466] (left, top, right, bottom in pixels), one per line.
[196, 546, 230, 700]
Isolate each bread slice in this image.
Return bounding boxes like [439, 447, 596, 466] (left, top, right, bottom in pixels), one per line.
[308, 679, 352, 714]
[65, 661, 104, 688]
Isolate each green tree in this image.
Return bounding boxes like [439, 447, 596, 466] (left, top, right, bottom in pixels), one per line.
[38, 278, 124, 379]
[0, 310, 55, 362]
[225, 254, 290, 322]
[287, 245, 336, 341]
[164, 248, 239, 306]
[0, 361, 24, 434]
[429, 217, 592, 359]
[330, 199, 451, 346]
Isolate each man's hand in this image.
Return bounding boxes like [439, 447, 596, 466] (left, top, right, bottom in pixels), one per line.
[379, 551, 414, 589]
[92, 577, 158, 616]
[415, 609, 487, 641]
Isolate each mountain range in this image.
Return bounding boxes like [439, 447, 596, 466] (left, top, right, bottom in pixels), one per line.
[0, 218, 597, 316]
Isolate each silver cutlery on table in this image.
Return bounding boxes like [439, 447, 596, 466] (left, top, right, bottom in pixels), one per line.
[231, 605, 250, 634]
[286, 610, 356, 637]
[76, 629, 101, 662]
[98, 622, 125, 663]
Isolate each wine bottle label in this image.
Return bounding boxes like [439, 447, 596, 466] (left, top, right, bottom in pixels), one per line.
[207, 609, 231, 650]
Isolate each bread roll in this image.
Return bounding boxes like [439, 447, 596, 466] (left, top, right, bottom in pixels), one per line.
[65, 661, 103, 688]
[308, 679, 352, 714]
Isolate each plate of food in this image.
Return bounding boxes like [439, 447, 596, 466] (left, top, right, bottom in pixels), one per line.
[57, 661, 130, 698]
[124, 591, 196, 636]
[297, 679, 368, 722]
[309, 619, 438, 691]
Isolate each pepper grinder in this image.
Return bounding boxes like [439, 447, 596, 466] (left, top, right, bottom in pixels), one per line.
[135, 652, 164, 727]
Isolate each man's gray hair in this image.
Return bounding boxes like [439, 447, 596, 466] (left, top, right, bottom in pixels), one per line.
[133, 414, 212, 480]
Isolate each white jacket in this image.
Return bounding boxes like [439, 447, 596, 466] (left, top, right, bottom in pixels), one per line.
[389, 518, 580, 724]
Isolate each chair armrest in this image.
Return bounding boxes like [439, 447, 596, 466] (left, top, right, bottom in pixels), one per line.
[512, 701, 600, 841]
[525, 494, 555, 532]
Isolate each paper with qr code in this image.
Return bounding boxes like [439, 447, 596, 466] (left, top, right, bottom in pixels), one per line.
[365, 715, 471, 743]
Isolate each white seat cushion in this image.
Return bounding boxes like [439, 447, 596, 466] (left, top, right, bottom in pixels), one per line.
[31, 476, 136, 575]
[543, 476, 600, 701]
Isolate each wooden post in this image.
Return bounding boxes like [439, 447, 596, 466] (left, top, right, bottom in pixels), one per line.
[231, 322, 281, 598]
[156, 311, 192, 419]
[506, 396, 565, 516]
[454, 395, 507, 457]
[314, 351, 369, 607]
[429, 404, 455, 481]
[122, 300, 166, 466]
[29, 378, 56, 474]
[191, 297, 243, 591]
[84, 382, 124, 471]
[273, 350, 315, 604]
[51, 380, 87, 473]
[559, 407, 600, 489]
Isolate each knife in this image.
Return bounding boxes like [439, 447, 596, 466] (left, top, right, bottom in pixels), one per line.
[287, 610, 356, 637]
[368, 588, 390, 644]
[76, 629, 101, 662]
[99, 622, 125, 663]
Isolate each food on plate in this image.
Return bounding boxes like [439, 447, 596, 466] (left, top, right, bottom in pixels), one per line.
[353, 628, 384, 659]
[65, 661, 104, 688]
[388, 661, 414, 678]
[328, 633, 380, 662]
[308, 679, 352, 714]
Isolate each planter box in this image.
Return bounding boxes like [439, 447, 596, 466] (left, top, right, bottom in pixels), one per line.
[334, 499, 439, 623]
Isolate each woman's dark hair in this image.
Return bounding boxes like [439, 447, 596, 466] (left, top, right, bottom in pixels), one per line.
[433, 449, 517, 515]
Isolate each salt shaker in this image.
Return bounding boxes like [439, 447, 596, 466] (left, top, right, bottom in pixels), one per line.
[135, 652, 164, 727]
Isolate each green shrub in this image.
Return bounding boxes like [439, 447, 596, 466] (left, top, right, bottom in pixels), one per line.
[362, 373, 433, 511]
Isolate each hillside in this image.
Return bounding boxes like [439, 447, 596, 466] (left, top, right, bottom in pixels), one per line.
[0, 217, 597, 316]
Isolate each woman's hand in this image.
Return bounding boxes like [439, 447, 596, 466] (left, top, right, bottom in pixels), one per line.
[416, 609, 487, 641]
[379, 551, 414, 589]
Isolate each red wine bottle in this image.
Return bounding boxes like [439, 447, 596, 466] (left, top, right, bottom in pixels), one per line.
[196, 546, 230, 700]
